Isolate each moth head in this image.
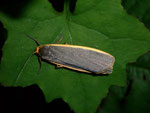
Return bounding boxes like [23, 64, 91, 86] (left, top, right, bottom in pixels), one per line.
[38, 46, 52, 59]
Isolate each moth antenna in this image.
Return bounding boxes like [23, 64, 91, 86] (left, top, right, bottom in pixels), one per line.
[15, 52, 36, 83]
[25, 34, 40, 46]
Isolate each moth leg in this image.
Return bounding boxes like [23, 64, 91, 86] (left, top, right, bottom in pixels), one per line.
[56, 34, 63, 44]
[37, 57, 42, 74]
[56, 64, 64, 68]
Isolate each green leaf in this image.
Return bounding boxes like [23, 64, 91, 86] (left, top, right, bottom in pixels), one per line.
[122, 0, 150, 29]
[0, 0, 150, 113]
[98, 1, 150, 113]
[97, 51, 150, 113]
[124, 61, 150, 113]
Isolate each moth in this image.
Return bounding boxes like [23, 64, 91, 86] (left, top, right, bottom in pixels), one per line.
[16, 35, 115, 81]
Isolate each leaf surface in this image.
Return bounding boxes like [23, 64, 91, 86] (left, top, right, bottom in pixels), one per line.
[98, 51, 150, 113]
[122, 0, 150, 29]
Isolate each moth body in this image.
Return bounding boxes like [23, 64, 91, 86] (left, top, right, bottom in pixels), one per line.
[35, 44, 115, 74]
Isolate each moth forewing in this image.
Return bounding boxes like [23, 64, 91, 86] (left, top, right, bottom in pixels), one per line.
[38, 44, 115, 74]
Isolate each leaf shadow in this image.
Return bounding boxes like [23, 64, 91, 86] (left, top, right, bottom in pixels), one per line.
[0, 0, 34, 18]
[0, 84, 74, 113]
[0, 21, 7, 63]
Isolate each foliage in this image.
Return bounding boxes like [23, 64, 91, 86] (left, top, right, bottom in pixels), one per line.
[0, 0, 150, 113]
